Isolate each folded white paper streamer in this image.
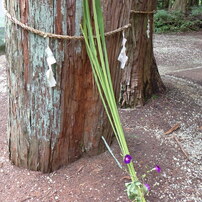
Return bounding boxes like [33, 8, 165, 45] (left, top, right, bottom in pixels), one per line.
[45, 47, 57, 87]
[118, 31, 128, 69]
[46, 67, 57, 87]
[147, 18, 150, 39]
[46, 47, 56, 66]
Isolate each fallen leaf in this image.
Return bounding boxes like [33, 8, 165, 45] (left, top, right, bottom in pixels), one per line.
[79, 182, 87, 187]
[199, 126, 202, 131]
[121, 176, 131, 181]
[164, 123, 180, 135]
[91, 167, 103, 173]
[125, 127, 134, 131]
[31, 191, 41, 197]
[173, 136, 189, 159]
[77, 165, 85, 174]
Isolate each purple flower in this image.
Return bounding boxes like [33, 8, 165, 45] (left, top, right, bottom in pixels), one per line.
[124, 155, 132, 164]
[144, 184, 151, 192]
[155, 165, 161, 173]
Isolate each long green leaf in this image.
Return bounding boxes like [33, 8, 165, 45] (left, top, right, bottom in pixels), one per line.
[81, 0, 146, 201]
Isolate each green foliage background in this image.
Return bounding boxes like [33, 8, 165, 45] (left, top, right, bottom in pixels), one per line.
[154, 6, 202, 33]
[0, 17, 5, 54]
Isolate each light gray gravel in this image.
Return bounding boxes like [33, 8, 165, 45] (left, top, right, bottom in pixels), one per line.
[154, 33, 202, 75]
[153, 32, 202, 202]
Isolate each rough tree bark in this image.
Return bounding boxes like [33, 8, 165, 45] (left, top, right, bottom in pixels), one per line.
[189, 0, 199, 6]
[164, 0, 171, 9]
[5, 0, 133, 173]
[170, 0, 200, 13]
[171, 0, 189, 13]
[157, 0, 170, 9]
[120, 0, 165, 108]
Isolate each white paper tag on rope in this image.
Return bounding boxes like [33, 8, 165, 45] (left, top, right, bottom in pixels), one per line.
[46, 67, 57, 88]
[46, 47, 56, 66]
[147, 18, 151, 39]
[45, 46, 57, 87]
[118, 31, 128, 69]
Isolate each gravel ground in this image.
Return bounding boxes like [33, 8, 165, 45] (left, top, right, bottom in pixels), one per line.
[152, 32, 202, 201]
[146, 77, 202, 201]
[0, 55, 6, 93]
[120, 74, 202, 201]
[0, 32, 201, 201]
[154, 32, 202, 75]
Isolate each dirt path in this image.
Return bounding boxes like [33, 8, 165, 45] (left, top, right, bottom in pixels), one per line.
[0, 32, 201, 202]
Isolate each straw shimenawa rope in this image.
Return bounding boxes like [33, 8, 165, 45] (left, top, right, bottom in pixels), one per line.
[131, 10, 156, 14]
[4, 0, 155, 40]
[4, 2, 131, 40]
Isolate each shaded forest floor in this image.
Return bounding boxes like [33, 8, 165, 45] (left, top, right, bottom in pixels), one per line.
[0, 31, 202, 201]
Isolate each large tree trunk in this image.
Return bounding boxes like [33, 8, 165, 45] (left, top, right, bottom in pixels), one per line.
[170, 0, 200, 14]
[120, 0, 165, 108]
[171, 0, 189, 13]
[164, 0, 170, 9]
[157, 0, 170, 9]
[5, 0, 132, 173]
[189, 0, 199, 6]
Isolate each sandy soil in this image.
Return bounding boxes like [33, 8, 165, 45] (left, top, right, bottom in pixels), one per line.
[0, 31, 202, 202]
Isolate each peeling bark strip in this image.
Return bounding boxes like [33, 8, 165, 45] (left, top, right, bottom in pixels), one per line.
[6, 0, 133, 173]
[120, 0, 166, 108]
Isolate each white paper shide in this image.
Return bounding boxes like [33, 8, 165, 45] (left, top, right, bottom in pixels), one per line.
[45, 47, 57, 88]
[147, 18, 151, 39]
[118, 31, 128, 69]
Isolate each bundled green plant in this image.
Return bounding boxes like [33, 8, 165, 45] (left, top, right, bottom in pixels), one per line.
[81, 0, 148, 201]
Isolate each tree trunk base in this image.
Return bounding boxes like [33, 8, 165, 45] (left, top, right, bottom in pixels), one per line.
[120, 0, 166, 108]
[5, 0, 132, 173]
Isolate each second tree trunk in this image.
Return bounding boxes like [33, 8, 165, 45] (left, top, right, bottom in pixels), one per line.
[120, 0, 165, 108]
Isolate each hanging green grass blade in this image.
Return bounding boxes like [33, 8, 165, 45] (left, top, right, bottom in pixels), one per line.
[82, 27, 120, 146]
[92, 1, 117, 114]
[81, 4, 123, 149]
[92, 0, 130, 161]
[83, 1, 123, 135]
[83, 0, 134, 174]
[94, 0, 115, 96]
[81, 0, 146, 201]
[92, 1, 121, 131]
